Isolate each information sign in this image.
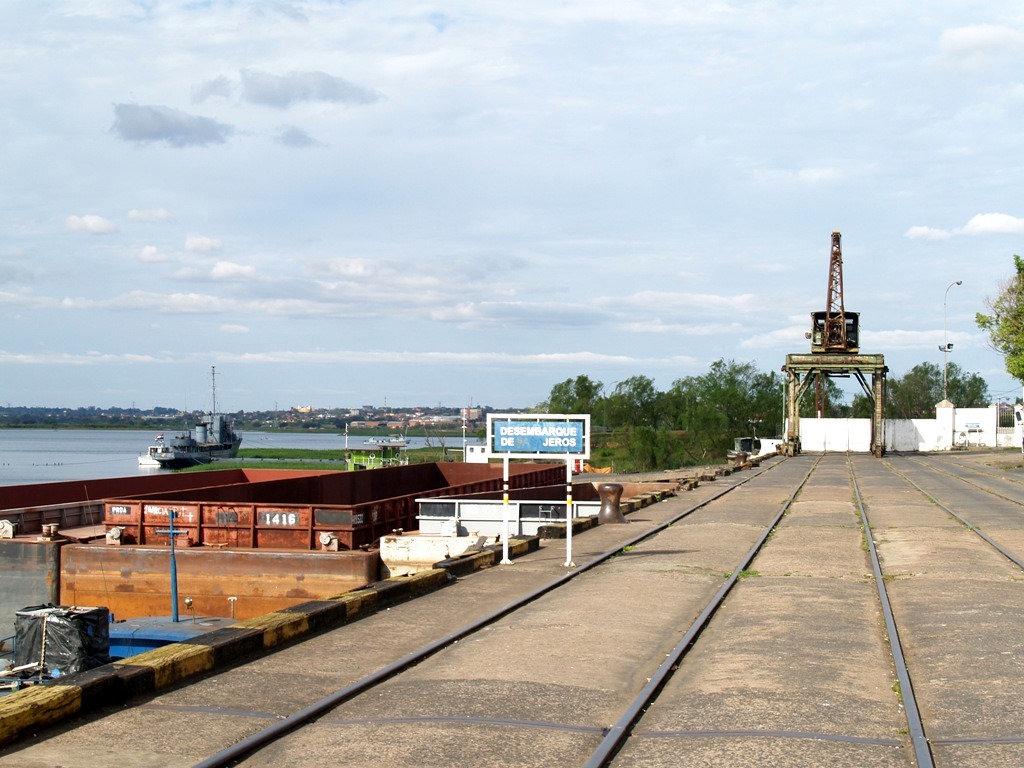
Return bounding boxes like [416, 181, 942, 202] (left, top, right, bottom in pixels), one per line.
[487, 414, 590, 459]
[486, 413, 590, 569]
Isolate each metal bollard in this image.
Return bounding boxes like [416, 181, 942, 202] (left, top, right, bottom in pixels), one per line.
[597, 483, 627, 524]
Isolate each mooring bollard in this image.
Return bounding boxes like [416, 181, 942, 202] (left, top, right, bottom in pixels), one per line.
[597, 482, 627, 524]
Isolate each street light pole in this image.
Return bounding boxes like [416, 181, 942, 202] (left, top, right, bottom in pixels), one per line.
[941, 279, 962, 402]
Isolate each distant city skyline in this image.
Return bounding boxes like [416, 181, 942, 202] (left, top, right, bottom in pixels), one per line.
[3, 4, 1023, 410]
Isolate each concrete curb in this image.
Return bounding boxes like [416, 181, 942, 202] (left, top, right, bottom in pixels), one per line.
[0, 552, 482, 747]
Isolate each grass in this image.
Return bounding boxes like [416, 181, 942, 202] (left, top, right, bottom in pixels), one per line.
[177, 446, 455, 473]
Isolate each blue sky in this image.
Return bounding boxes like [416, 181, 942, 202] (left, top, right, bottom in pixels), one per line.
[3, 2, 1024, 411]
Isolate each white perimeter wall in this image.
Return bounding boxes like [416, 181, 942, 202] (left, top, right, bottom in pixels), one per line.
[799, 419, 873, 452]
[795, 404, 1015, 453]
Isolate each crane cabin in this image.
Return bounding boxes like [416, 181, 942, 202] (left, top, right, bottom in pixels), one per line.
[809, 310, 860, 354]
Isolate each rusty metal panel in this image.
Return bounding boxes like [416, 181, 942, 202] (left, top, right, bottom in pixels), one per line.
[200, 504, 256, 548]
[60, 544, 379, 622]
[94, 463, 565, 552]
[250, 506, 312, 549]
[140, 503, 200, 546]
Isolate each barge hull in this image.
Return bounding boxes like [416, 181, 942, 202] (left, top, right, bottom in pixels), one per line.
[60, 546, 380, 622]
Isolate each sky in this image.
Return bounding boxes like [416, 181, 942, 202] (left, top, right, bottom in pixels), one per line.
[3, 2, 1024, 412]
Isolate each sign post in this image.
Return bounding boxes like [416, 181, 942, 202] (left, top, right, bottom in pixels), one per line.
[155, 511, 189, 623]
[501, 455, 511, 564]
[487, 414, 590, 568]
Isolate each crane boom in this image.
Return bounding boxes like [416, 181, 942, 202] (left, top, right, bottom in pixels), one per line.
[823, 231, 847, 351]
[809, 230, 859, 355]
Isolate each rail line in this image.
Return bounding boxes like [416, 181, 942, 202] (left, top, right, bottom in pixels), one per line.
[193, 459, 787, 768]
[885, 453, 1024, 571]
[6, 451, 1023, 767]
[184, 451, 1005, 768]
[851, 457, 933, 768]
[585, 453, 936, 767]
[581, 455, 822, 766]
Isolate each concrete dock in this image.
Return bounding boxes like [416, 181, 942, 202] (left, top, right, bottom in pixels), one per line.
[2, 450, 1024, 767]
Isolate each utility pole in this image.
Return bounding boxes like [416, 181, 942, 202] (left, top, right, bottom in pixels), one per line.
[940, 280, 962, 402]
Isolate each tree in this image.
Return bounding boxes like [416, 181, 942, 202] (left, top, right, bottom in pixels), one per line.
[663, 360, 783, 463]
[887, 362, 944, 418]
[541, 375, 603, 415]
[977, 255, 1024, 381]
[945, 362, 990, 409]
[620, 424, 683, 472]
[605, 376, 660, 429]
[854, 361, 990, 419]
[798, 375, 849, 418]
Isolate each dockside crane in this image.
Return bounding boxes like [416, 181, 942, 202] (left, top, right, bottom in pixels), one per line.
[808, 231, 860, 415]
[784, 231, 887, 456]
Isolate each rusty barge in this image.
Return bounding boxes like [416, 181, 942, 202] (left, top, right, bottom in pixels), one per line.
[0, 462, 563, 642]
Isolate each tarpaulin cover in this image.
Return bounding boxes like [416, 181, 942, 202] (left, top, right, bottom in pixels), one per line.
[14, 604, 110, 675]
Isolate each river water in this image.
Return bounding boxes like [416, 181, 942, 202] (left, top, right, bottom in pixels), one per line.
[0, 429, 478, 487]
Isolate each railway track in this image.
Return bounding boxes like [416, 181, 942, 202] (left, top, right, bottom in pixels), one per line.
[3, 451, 1024, 768]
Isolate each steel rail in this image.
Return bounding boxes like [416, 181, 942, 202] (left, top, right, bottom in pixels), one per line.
[912, 451, 1024, 489]
[192, 458, 787, 768]
[581, 454, 822, 768]
[852, 458, 935, 768]
[885, 457, 1024, 571]
[903, 452, 1024, 505]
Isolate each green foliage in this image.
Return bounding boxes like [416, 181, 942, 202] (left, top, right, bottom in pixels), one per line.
[852, 361, 990, 418]
[540, 355, 992, 471]
[945, 363, 990, 409]
[888, 362, 944, 418]
[797, 375, 849, 418]
[663, 360, 783, 463]
[977, 255, 1024, 382]
[618, 425, 683, 472]
[540, 374, 604, 415]
[606, 376, 662, 429]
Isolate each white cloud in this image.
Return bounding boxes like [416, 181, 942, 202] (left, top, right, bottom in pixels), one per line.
[128, 209, 174, 223]
[111, 291, 229, 314]
[185, 235, 223, 253]
[753, 166, 845, 185]
[275, 125, 325, 148]
[862, 329, 977, 350]
[211, 261, 256, 280]
[240, 69, 382, 109]
[111, 103, 235, 147]
[613, 291, 760, 313]
[957, 213, 1024, 235]
[191, 75, 235, 104]
[940, 24, 1024, 62]
[905, 213, 1024, 239]
[905, 226, 952, 241]
[796, 167, 844, 183]
[65, 215, 116, 234]
[6, 2, 1024, 408]
[217, 349, 647, 367]
[137, 245, 168, 263]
